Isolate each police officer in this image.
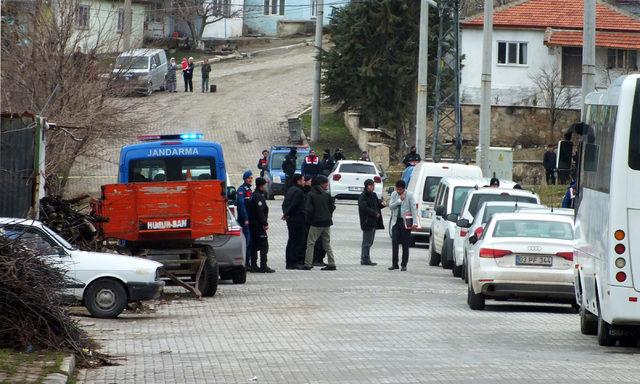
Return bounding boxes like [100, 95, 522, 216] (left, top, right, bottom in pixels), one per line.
[302, 149, 320, 179]
[250, 177, 275, 273]
[237, 170, 253, 270]
[282, 173, 306, 269]
[402, 146, 421, 167]
[282, 147, 297, 191]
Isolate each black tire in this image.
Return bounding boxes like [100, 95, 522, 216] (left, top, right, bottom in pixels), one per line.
[199, 246, 219, 297]
[441, 238, 454, 269]
[219, 269, 232, 281]
[452, 263, 463, 278]
[579, 299, 597, 335]
[467, 277, 485, 310]
[428, 235, 440, 266]
[84, 278, 128, 318]
[597, 304, 616, 346]
[463, 256, 469, 283]
[231, 267, 247, 284]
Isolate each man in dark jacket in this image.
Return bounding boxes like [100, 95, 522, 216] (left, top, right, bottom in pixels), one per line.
[249, 177, 275, 273]
[333, 148, 345, 162]
[302, 175, 336, 270]
[236, 170, 253, 269]
[282, 148, 297, 191]
[543, 144, 557, 185]
[302, 150, 321, 179]
[402, 146, 421, 167]
[358, 179, 385, 266]
[321, 149, 335, 176]
[282, 174, 306, 269]
[257, 149, 269, 177]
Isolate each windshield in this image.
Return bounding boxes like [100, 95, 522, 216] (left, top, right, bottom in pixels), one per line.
[493, 219, 573, 240]
[41, 225, 76, 250]
[482, 205, 518, 224]
[422, 176, 442, 203]
[468, 193, 538, 217]
[630, 78, 640, 170]
[270, 153, 305, 170]
[339, 163, 376, 174]
[115, 56, 149, 70]
[129, 157, 216, 182]
[452, 187, 472, 215]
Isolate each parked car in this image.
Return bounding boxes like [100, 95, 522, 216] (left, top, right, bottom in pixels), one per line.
[429, 177, 486, 269]
[441, 187, 540, 272]
[112, 48, 168, 96]
[515, 207, 574, 217]
[265, 145, 310, 199]
[406, 162, 483, 244]
[0, 218, 164, 318]
[196, 206, 246, 284]
[466, 212, 576, 310]
[329, 160, 384, 200]
[456, 201, 543, 280]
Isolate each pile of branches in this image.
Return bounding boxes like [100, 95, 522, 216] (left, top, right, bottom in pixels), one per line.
[0, 234, 94, 356]
[39, 195, 101, 251]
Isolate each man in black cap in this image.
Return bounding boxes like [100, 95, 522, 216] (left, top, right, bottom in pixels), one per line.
[402, 145, 421, 167]
[489, 177, 500, 187]
[282, 147, 297, 191]
[302, 175, 336, 270]
[282, 173, 306, 269]
[249, 177, 275, 273]
[358, 179, 385, 266]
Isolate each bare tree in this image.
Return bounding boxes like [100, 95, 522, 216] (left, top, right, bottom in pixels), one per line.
[529, 64, 579, 142]
[1, 0, 152, 195]
[172, 0, 242, 48]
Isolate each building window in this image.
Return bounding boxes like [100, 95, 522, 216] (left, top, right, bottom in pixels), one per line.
[77, 4, 90, 28]
[561, 47, 582, 87]
[211, 0, 230, 16]
[607, 49, 639, 70]
[117, 8, 124, 33]
[263, 0, 284, 15]
[146, 2, 163, 23]
[497, 41, 527, 65]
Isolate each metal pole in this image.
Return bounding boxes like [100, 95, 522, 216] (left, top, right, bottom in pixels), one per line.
[310, 0, 323, 143]
[581, 0, 596, 118]
[123, 0, 132, 51]
[416, 0, 436, 160]
[478, 0, 493, 175]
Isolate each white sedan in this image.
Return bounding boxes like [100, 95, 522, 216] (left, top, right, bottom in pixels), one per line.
[329, 160, 384, 199]
[466, 213, 575, 310]
[1, 218, 164, 318]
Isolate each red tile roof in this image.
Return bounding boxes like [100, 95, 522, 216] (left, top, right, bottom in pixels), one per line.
[462, 0, 640, 33]
[545, 29, 640, 49]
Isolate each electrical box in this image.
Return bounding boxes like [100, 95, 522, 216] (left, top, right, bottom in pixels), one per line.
[476, 147, 513, 180]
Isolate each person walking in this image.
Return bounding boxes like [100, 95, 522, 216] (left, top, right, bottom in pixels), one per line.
[166, 58, 177, 93]
[201, 58, 211, 93]
[543, 144, 557, 185]
[257, 149, 269, 177]
[402, 146, 421, 167]
[302, 175, 336, 271]
[302, 149, 321, 179]
[358, 179, 385, 266]
[388, 180, 417, 271]
[282, 174, 306, 269]
[237, 170, 254, 271]
[282, 147, 297, 191]
[250, 177, 275, 273]
[183, 57, 194, 92]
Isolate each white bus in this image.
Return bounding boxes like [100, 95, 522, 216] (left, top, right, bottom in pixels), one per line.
[566, 74, 640, 347]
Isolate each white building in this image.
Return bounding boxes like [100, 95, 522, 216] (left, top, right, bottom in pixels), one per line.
[460, 0, 640, 108]
[173, 0, 244, 40]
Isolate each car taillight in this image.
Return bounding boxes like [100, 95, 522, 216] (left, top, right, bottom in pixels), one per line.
[474, 227, 484, 237]
[228, 227, 242, 236]
[479, 248, 512, 258]
[374, 176, 382, 183]
[555, 251, 574, 261]
[460, 229, 468, 237]
[333, 174, 341, 181]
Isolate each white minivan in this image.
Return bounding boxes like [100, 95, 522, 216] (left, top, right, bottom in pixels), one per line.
[113, 48, 168, 96]
[406, 162, 483, 244]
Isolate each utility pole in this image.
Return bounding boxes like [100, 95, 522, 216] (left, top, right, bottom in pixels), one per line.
[415, 0, 437, 160]
[123, 0, 132, 51]
[310, 0, 323, 143]
[581, 0, 596, 118]
[478, 0, 493, 176]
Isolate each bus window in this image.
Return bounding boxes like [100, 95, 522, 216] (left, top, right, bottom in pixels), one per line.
[129, 157, 215, 182]
[629, 79, 640, 170]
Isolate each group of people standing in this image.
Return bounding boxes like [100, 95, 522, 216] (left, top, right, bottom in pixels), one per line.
[165, 57, 212, 93]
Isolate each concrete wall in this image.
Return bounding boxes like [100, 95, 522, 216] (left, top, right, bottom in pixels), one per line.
[343, 111, 390, 168]
[243, 0, 346, 36]
[202, 2, 244, 39]
[70, 0, 146, 53]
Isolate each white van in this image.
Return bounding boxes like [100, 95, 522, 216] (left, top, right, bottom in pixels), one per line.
[406, 162, 483, 243]
[113, 48, 168, 96]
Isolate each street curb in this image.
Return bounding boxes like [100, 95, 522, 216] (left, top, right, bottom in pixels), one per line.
[191, 39, 315, 66]
[42, 354, 75, 384]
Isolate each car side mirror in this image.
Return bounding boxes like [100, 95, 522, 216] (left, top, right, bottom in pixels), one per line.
[227, 186, 237, 203]
[435, 205, 445, 217]
[446, 213, 458, 222]
[469, 234, 478, 245]
[151, 63, 157, 69]
[456, 218, 470, 228]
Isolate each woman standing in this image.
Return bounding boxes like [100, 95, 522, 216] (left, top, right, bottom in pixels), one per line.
[166, 58, 177, 93]
[181, 57, 188, 92]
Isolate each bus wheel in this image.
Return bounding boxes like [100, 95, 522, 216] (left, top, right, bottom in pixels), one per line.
[580, 305, 597, 335]
[597, 310, 616, 346]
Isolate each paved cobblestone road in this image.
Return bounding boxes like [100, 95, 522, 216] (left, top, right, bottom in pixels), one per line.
[77, 201, 640, 384]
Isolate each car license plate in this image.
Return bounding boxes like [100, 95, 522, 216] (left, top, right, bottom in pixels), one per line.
[348, 186, 363, 192]
[515, 255, 552, 266]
